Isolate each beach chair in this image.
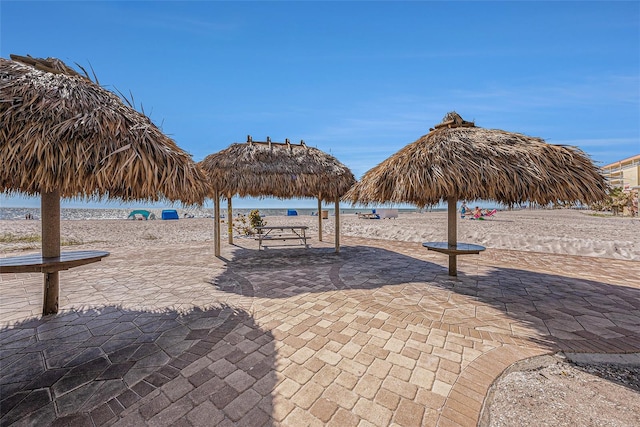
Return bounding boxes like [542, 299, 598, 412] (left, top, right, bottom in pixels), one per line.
[484, 209, 497, 219]
[470, 209, 497, 220]
[358, 210, 380, 219]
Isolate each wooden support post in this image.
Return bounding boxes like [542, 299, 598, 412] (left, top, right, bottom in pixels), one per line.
[334, 197, 340, 253]
[41, 190, 60, 315]
[317, 196, 323, 242]
[214, 191, 221, 257]
[447, 197, 457, 276]
[227, 197, 233, 245]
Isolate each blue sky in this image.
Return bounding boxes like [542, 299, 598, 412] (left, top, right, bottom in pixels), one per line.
[1, 1, 639, 209]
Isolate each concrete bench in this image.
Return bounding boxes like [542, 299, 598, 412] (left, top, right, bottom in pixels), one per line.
[1, 250, 110, 315]
[0, 250, 110, 274]
[377, 209, 399, 219]
[422, 242, 485, 276]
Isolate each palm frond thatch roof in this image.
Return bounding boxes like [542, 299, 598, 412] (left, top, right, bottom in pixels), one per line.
[344, 112, 608, 207]
[199, 136, 356, 202]
[0, 55, 207, 205]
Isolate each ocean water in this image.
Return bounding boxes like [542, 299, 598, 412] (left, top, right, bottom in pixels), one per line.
[0, 207, 430, 221]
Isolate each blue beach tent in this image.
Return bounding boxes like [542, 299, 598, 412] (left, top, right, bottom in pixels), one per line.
[161, 209, 179, 220]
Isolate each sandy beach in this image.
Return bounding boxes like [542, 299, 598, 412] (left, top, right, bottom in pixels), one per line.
[3, 208, 639, 260]
[1, 208, 639, 426]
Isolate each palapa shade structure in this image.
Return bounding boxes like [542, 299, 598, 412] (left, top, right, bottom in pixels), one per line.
[344, 112, 608, 276]
[199, 136, 356, 254]
[0, 55, 208, 314]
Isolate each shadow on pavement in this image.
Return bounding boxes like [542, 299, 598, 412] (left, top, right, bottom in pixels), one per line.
[214, 243, 640, 355]
[0, 304, 276, 426]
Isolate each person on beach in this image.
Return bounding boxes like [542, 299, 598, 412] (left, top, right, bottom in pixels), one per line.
[460, 202, 467, 219]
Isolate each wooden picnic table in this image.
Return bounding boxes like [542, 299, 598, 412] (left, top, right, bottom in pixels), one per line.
[254, 226, 309, 250]
[0, 250, 110, 315]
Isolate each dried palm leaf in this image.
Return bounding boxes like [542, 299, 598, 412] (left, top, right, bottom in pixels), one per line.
[0, 55, 207, 205]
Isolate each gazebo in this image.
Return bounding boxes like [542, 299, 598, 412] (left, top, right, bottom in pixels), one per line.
[0, 55, 207, 314]
[344, 112, 608, 276]
[199, 136, 356, 255]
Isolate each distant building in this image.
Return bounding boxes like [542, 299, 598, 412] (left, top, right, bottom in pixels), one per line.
[601, 154, 640, 191]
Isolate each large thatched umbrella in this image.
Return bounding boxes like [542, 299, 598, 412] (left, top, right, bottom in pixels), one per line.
[344, 112, 608, 276]
[0, 55, 208, 314]
[199, 136, 356, 254]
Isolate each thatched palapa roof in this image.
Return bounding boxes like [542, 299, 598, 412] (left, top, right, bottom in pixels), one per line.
[199, 136, 355, 201]
[344, 112, 608, 207]
[0, 54, 207, 205]
[344, 112, 608, 276]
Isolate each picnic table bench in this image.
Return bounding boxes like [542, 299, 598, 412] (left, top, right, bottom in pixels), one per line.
[255, 226, 309, 250]
[0, 250, 110, 315]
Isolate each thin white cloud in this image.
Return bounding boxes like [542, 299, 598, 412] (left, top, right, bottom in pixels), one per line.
[110, 4, 239, 37]
[450, 74, 640, 109]
[554, 138, 639, 148]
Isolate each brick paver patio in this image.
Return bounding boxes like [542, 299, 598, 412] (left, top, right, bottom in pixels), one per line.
[2, 235, 639, 426]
